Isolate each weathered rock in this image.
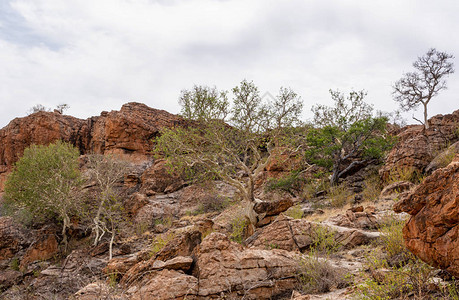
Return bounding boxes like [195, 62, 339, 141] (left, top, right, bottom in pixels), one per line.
[394, 155, 459, 276]
[121, 255, 194, 288]
[247, 215, 378, 252]
[105, 253, 143, 277]
[328, 207, 379, 229]
[20, 228, 58, 269]
[194, 232, 299, 299]
[128, 269, 198, 300]
[140, 159, 184, 195]
[0, 269, 23, 290]
[380, 181, 415, 199]
[74, 281, 112, 300]
[380, 110, 459, 181]
[0, 216, 28, 260]
[0, 102, 188, 190]
[254, 198, 294, 217]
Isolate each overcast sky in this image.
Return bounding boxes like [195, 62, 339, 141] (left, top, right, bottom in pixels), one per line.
[1, 0, 458, 128]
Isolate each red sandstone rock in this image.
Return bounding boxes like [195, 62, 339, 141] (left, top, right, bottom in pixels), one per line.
[0, 216, 28, 260]
[394, 155, 459, 276]
[20, 229, 58, 269]
[0, 102, 188, 190]
[380, 110, 459, 181]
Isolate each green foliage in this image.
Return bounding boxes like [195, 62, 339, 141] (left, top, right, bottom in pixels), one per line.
[284, 205, 304, 219]
[179, 85, 229, 121]
[266, 171, 305, 195]
[150, 232, 176, 257]
[9, 258, 20, 271]
[310, 225, 340, 255]
[379, 215, 411, 261]
[307, 89, 394, 185]
[361, 173, 383, 202]
[4, 141, 83, 247]
[230, 215, 247, 244]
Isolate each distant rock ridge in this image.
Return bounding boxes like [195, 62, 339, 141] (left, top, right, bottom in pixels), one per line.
[0, 102, 187, 190]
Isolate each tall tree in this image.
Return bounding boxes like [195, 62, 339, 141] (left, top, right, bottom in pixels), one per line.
[3, 141, 83, 249]
[393, 48, 454, 129]
[156, 80, 304, 233]
[307, 89, 392, 186]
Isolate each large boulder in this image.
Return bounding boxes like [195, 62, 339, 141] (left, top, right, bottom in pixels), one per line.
[194, 232, 300, 299]
[380, 110, 459, 181]
[246, 215, 378, 251]
[394, 155, 459, 276]
[0, 216, 29, 260]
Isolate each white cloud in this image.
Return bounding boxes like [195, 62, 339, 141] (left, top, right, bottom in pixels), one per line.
[1, 0, 458, 128]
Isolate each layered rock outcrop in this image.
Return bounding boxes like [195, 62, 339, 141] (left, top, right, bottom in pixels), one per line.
[394, 155, 459, 276]
[380, 110, 459, 180]
[0, 102, 187, 190]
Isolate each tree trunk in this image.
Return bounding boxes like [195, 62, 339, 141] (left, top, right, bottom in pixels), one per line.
[423, 102, 429, 130]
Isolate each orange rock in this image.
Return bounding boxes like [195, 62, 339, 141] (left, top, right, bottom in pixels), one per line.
[0, 102, 188, 191]
[380, 110, 459, 181]
[394, 156, 459, 276]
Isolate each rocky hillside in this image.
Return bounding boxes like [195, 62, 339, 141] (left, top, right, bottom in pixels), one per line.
[0, 102, 188, 190]
[1, 104, 459, 299]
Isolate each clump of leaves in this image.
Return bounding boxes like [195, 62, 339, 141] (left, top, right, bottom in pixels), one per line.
[266, 171, 305, 195]
[285, 205, 304, 219]
[310, 225, 341, 255]
[230, 215, 247, 244]
[150, 233, 175, 257]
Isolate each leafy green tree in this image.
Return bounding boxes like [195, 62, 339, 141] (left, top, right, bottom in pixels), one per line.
[307, 89, 392, 186]
[85, 154, 129, 260]
[156, 80, 304, 234]
[179, 85, 229, 121]
[3, 141, 83, 249]
[393, 48, 454, 129]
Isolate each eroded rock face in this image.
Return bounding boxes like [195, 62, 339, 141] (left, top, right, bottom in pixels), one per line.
[247, 215, 378, 252]
[0, 216, 28, 260]
[0, 102, 187, 190]
[394, 155, 459, 276]
[194, 232, 299, 299]
[380, 110, 459, 181]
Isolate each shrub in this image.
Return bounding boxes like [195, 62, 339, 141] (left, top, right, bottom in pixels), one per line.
[361, 173, 383, 201]
[328, 184, 352, 208]
[4, 141, 83, 249]
[150, 232, 175, 257]
[285, 205, 304, 219]
[230, 215, 247, 244]
[297, 252, 348, 294]
[310, 225, 340, 255]
[266, 171, 305, 195]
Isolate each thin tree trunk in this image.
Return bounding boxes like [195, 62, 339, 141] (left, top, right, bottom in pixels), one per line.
[423, 102, 429, 130]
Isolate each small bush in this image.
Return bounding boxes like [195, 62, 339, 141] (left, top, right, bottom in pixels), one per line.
[386, 165, 425, 184]
[328, 184, 352, 208]
[297, 253, 348, 294]
[310, 225, 340, 255]
[230, 215, 247, 244]
[266, 171, 305, 195]
[285, 205, 303, 219]
[9, 258, 20, 271]
[361, 174, 383, 201]
[379, 215, 411, 262]
[192, 195, 232, 215]
[150, 233, 175, 257]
